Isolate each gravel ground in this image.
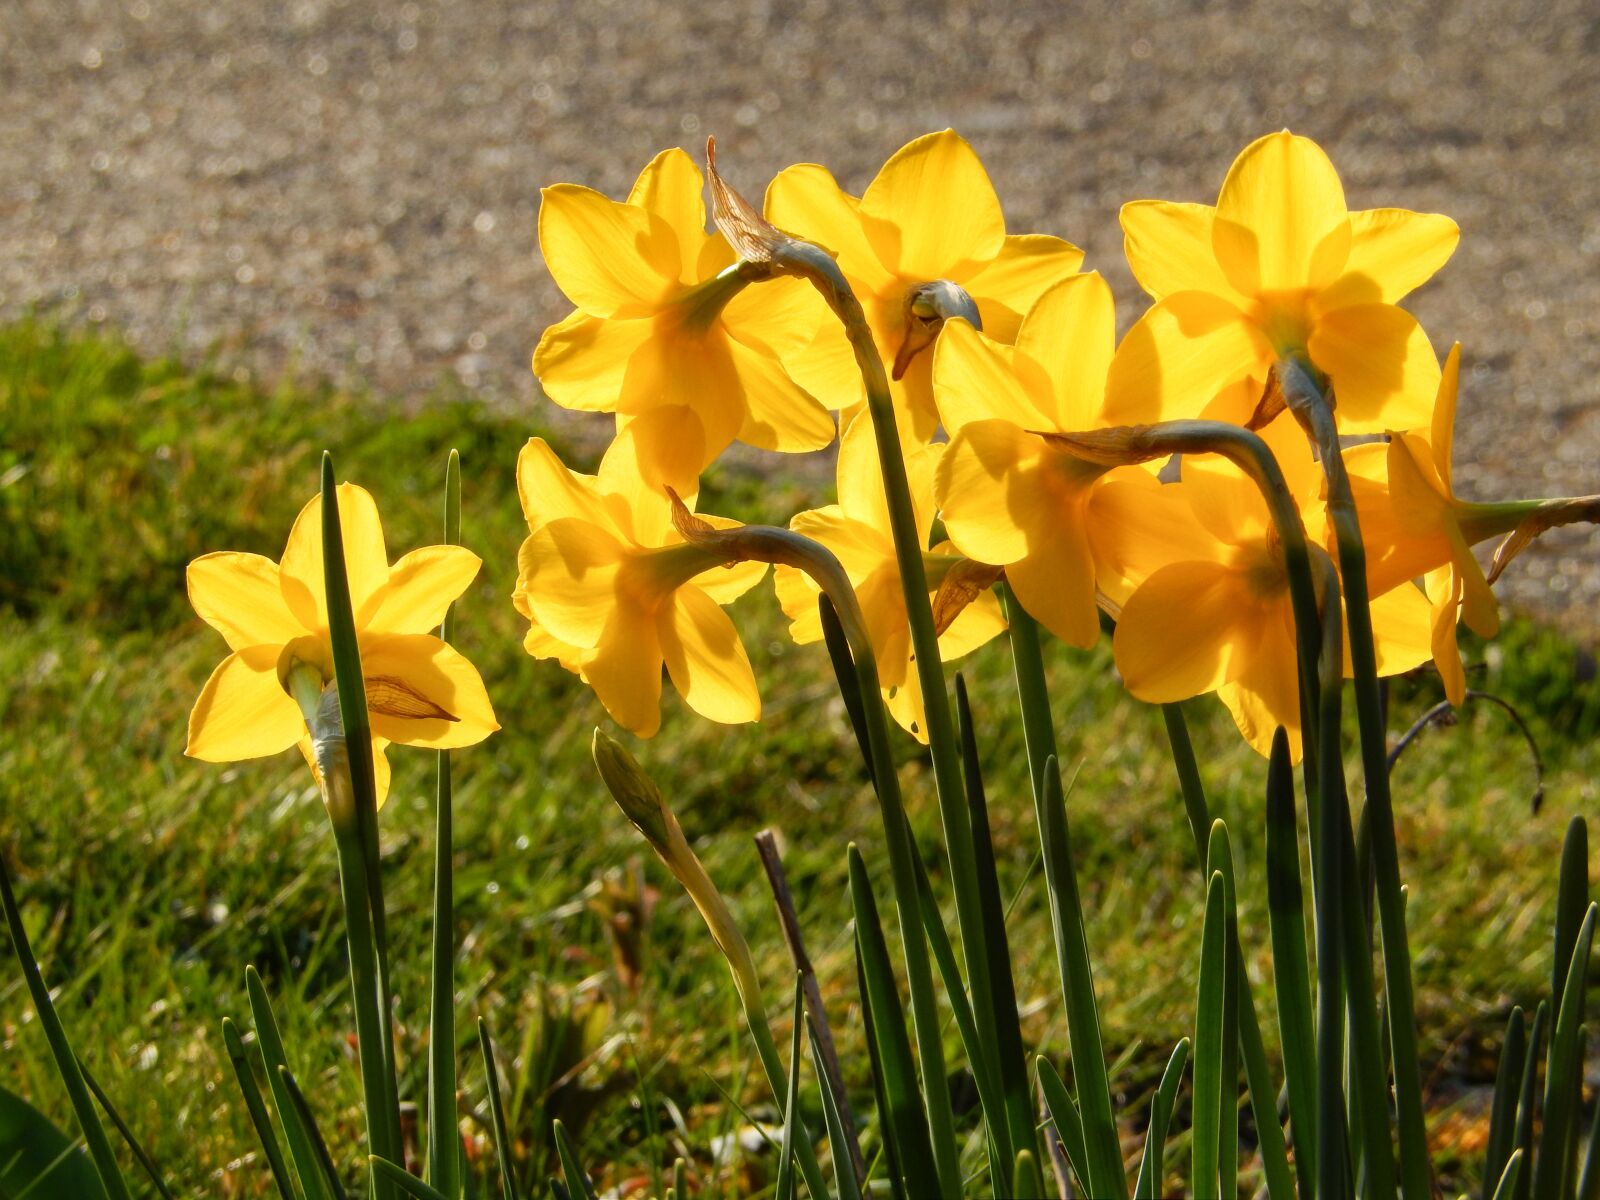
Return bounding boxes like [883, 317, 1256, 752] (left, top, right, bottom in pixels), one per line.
[3, 0, 1597, 633]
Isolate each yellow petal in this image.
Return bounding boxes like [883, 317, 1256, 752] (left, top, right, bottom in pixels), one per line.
[1431, 342, 1461, 493]
[533, 310, 657, 413]
[582, 608, 664, 737]
[279, 483, 390, 633]
[1212, 131, 1352, 295]
[1366, 581, 1433, 677]
[520, 617, 586, 674]
[517, 437, 622, 536]
[186, 647, 304, 762]
[1217, 603, 1303, 760]
[1103, 292, 1270, 426]
[935, 584, 1007, 660]
[688, 517, 770, 604]
[516, 520, 626, 648]
[538, 183, 678, 317]
[608, 407, 711, 502]
[934, 421, 1039, 565]
[931, 319, 1051, 436]
[1120, 200, 1246, 304]
[659, 587, 760, 726]
[1425, 567, 1467, 706]
[1319, 207, 1460, 309]
[765, 162, 896, 296]
[360, 632, 499, 749]
[1086, 469, 1218, 610]
[1012, 272, 1115, 431]
[1306, 302, 1439, 433]
[721, 273, 837, 358]
[965, 234, 1086, 342]
[726, 334, 837, 454]
[1447, 521, 1499, 639]
[859, 130, 1006, 282]
[1007, 516, 1100, 649]
[1114, 560, 1257, 702]
[790, 505, 891, 584]
[627, 147, 711, 283]
[360, 545, 482, 635]
[773, 562, 824, 644]
[1179, 452, 1273, 546]
[188, 552, 307, 652]
[782, 320, 864, 413]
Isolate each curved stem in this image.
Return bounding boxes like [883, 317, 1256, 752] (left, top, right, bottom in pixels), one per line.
[1281, 361, 1433, 1200]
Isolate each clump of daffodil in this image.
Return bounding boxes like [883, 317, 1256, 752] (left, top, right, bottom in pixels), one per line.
[932, 270, 1160, 648]
[1105, 130, 1457, 433]
[186, 483, 499, 804]
[765, 129, 1084, 439]
[514, 437, 768, 738]
[773, 417, 1005, 742]
[1111, 417, 1433, 758]
[534, 148, 837, 498]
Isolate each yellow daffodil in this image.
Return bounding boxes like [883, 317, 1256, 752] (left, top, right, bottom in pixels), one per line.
[186, 484, 499, 804]
[533, 148, 837, 497]
[514, 437, 768, 738]
[932, 271, 1149, 647]
[765, 129, 1084, 439]
[773, 418, 1005, 742]
[1106, 130, 1457, 433]
[1111, 418, 1432, 758]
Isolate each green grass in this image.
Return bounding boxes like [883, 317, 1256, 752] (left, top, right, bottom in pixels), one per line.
[2, 317, 1597, 1196]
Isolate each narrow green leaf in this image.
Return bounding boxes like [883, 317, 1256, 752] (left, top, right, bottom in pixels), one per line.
[1263, 726, 1317, 1200]
[77, 1057, 174, 1200]
[1495, 1149, 1526, 1200]
[1134, 1039, 1189, 1200]
[0, 1082, 109, 1200]
[1552, 820, 1588, 1033]
[1513, 1002, 1549, 1200]
[956, 674, 1036, 1176]
[1036, 1056, 1089, 1198]
[0, 853, 131, 1200]
[1193, 870, 1228, 1200]
[427, 449, 462, 1199]
[854, 939, 907, 1200]
[805, 996, 864, 1200]
[848, 845, 940, 1200]
[478, 1018, 518, 1200]
[1576, 1088, 1600, 1200]
[246, 966, 329, 1200]
[818, 596, 873, 785]
[220, 1019, 297, 1200]
[673, 1156, 687, 1200]
[372, 1155, 453, 1200]
[1484, 1008, 1528, 1200]
[774, 976, 805, 1200]
[277, 1064, 344, 1197]
[1205, 825, 1240, 1200]
[554, 1119, 597, 1200]
[1532, 904, 1596, 1200]
[1012, 1149, 1044, 1198]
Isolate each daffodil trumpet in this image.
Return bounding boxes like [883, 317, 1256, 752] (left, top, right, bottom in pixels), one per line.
[709, 147, 998, 1106]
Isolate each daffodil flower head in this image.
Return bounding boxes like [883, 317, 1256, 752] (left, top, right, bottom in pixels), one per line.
[515, 437, 769, 738]
[932, 271, 1135, 648]
[533, 148, 838, 498]
[185, 483, 500, 806]
[1110, 417, 1431, 758]
[773, 417, 1005, 742]
[765, 129, 1085, 439]
[1106, 130, 1458, 435]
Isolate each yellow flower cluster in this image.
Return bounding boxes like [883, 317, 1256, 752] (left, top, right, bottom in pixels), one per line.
[514, 128, 1508, 758]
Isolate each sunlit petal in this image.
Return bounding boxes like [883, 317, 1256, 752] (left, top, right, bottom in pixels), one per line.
[361, 632, 499, 749]
[533, 310, 657, 413]
[1103, 291, 1270, 426]
[627, 147, 711, 281]
[1120, 199, 1246, 304]
[1115, 560, 1260, 702]
[765, 162, 897, 296]
[279, 484, 390, 632]
[516, 520, 626, 648]
[187, 552, 306, 652]
[1212, 131, 1352, 295]
[1305, 302, 1439, 433]
[186, 647, 304, 762]
[660, 588, 760, 726]
[965, 233, 1086, 341]
[1012, 272, 1116, 431]
[538, 183, 678, 317]
[1319, 207, 1459, 309]
[361, 546, 482, 635]
[859, 130, 1007, 281]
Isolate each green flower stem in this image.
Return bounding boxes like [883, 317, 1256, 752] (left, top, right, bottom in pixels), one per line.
[706, 522, 963, 1194]
[426, 450, 461, 1196]
[318, 456, 402, 1198]
[1281, 361, 1432, 1200]
[773, 241, 1003, 1081]
[1002, 588, 1125, 1200]
[0, 853, 133, 1200]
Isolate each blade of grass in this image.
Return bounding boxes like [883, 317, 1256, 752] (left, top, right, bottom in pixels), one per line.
[427, 449, 462, 1199]
[1264, 726, 1317, 1200]
[554, 1120, 597, 1200]
[1036, 1056, 1088, 1196]
[1484, 1008, 1528, 1200]
[849, 845, 940, 1200]
[246, 966, 331, 1200]
[478, 1018, 517, 1200]
[220, 1019, 297, 1200]
[1532, 904, 1596, 1200]
[277, 1064, 344, 1197]
[956, 674, 1038, 1177]
[1495, 1150, 1526, 1200]
[1134, 1039, 1190, 1200]
[77, 1058, 174, 1200]
[773, 976, 805, 1200]
[0, 853, 132, 1200]
[1193, 870, 1228, 1200]
[319, 455, 402, 1194]
[372, 1156, 453, 1200]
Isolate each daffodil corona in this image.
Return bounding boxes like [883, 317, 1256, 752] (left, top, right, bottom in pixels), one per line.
[186, 483, 499, 804]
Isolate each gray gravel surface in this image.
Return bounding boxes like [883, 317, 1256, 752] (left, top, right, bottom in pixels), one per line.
[3, 0, 1597, 634]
